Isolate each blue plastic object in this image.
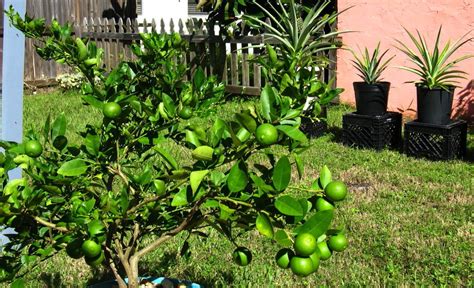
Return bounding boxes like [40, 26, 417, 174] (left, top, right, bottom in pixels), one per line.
[88, 276, 201, 288]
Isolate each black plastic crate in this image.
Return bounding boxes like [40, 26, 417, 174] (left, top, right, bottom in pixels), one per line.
[300, 118, 328, 138]
[404, 120, 467, 160]
[342, 112, 402, 150]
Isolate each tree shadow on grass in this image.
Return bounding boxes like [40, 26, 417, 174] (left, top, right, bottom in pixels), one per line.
[81, 250, 234, 287]
[138, 251, 235, 287]
[327, 125, 344, 144]
[39, 273, 66, 288]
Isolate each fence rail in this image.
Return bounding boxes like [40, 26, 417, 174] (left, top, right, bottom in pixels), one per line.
[23, 16, 336, 96]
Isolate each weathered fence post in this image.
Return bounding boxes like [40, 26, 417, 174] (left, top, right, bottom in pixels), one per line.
[1, 0, 26, 180]
[0, 0, 26, 247]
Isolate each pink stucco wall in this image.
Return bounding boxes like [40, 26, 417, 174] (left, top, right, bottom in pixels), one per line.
[337, 0, 474, 122]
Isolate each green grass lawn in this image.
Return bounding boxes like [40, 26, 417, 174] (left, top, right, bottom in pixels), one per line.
[5, 90, 473, 287]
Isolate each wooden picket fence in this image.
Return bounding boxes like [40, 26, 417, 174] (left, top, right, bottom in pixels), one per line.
[24, 17, 337, 96]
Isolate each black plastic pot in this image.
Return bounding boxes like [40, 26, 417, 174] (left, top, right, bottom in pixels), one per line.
[353, 82, 390, 116]
[416, 86, 454, 125]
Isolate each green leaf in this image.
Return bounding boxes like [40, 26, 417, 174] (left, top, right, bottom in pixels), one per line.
[162, 93, 176, 116]
[294, 153, 304, 179]
[119, 188, 129, 213]
[277, 125, 308, 143]
[256, 213, 274, 238]
[311, 178, 324, 190]
[274, 229, 293, 247]
[43, 115, 51, 141]
[154, 146, 178, 170]
[57, 159, 88, 176]
[260, 85, 276, 121]
[190, 170, 209, 194]
[210, 118, 227, 147]
[319, 165, 332, 189]
[193, 67, 205, 89]
[294, 209, 334, 238]
[130, 100, 142, 114]
[219, 203, 235, 220]
[275, 195, 304, 216]
[81, 95, 103, 110]
[88, 220, 105, 237]
[235, 112, 257, 133]
[172, 187, 190, 207]
[210, 171, 226, 186]
[136, 166, 153, 185]
[85, 134, 100, 156]
[53, 135, 68, 150]
[185, 130, 202, 148]
[227, 161, 248, 193]
[272, 156, 291, 192]
[20, 255, 37, 265]
[11, 278, 25, 288]
[51, 113, 67, 140]
[250, 174, 275, 194]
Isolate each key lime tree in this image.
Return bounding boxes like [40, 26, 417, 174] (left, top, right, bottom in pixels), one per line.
[0, 8, 349, 288]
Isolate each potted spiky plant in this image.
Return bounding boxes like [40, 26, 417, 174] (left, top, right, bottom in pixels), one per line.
[351, 42, 395, 116]
[395, 27, 473, 125]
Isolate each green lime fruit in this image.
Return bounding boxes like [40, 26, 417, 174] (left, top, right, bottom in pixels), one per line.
[103, 102, 122, 119]
[81, 239, 101, 259]
[325, 181, 348, 202]
[85, 250, 105, 267]
[255, 124, 278, 146]
[290, 256, 315, 277]
[275, 248, 294, 269]
[232, 247, 252, 266]
[25, 140, 43, 158]
[317, 240, 332, 260]
[315, 197, 335, 211]
[328, 233, 348, 252]
[66, 238, 83, 259]
[179, 106, 193, 119]
[309, 250, 320, 272]
[294, 233, 317, 257]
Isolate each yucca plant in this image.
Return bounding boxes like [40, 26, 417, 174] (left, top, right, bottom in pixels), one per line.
[395, 26, 473, 90]
[244, 0, 346, 69]
[242, 0, 348, 115]
[351, 42, 394, 84]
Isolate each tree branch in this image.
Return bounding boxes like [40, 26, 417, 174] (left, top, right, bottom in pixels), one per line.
[33, 216, 68, 232]
[114, 238, 134, 283]
[124, 223, 140, 259]
[131, 198, 205, 261]
[126, 178, 188, 215]
[108, 165, 137, 194]
[105, 248, 127, 288]
[127, 194, 167, 215]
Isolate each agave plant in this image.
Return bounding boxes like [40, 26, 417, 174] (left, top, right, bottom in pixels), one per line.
[243, 0, 347, 66]
[351, 42, 395, 84]
[395, 27, 473, 90]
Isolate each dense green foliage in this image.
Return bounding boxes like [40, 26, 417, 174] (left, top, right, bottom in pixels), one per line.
[0, 7, 348, 287]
